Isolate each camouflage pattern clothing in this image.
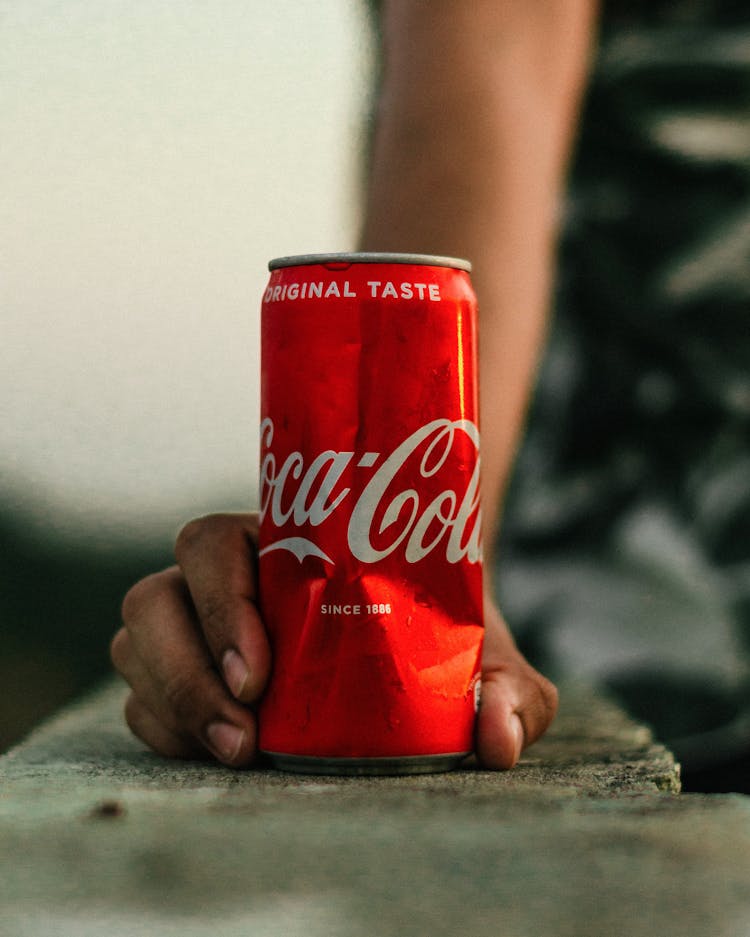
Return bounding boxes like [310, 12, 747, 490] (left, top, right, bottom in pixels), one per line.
[499, 1, 750, 784]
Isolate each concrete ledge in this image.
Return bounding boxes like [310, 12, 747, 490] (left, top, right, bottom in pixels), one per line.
[0, 679, 680, 802]
[1, 679, 747, 937]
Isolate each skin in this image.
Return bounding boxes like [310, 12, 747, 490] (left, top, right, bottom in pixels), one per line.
[111, 0, 598, 770]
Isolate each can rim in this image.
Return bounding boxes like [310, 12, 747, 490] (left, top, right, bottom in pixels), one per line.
[268, 252, 472, 273]
[263, 751, 469, 776]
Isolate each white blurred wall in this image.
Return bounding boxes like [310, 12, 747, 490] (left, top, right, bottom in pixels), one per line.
[1, 0, 373, 544]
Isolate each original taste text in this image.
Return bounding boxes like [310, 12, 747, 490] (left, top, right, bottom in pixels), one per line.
[264, 280, 441, 303]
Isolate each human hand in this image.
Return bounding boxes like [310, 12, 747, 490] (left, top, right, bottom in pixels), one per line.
[111, 514, 269, 766]
[112, 513, 558, 768]
[475, 601, 558, 769]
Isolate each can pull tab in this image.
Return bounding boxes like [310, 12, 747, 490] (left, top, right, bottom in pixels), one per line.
[323, 262, 352, 271]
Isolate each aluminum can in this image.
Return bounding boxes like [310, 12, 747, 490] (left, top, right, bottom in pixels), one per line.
[258, 252, 484, 774]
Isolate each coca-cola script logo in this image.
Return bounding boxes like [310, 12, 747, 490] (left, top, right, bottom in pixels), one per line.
[258, 417, 482, 565]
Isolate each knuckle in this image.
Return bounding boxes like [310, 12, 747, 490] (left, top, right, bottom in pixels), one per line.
[123, 692, 141, 734]
[121, 568, 183, 630]
[120, 582, 143, 624]
[174, 516, 209, 559]
[121, 572, 167, 624]
[109, 628, 129, 671]
[175, 514, 235, 562]
[123, 692, 155, 745]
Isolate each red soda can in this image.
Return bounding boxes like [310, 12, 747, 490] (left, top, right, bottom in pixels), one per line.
[258, 252, 483, 774]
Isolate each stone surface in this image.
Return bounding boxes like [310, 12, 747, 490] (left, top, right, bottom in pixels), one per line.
[1, 679, 747, 937]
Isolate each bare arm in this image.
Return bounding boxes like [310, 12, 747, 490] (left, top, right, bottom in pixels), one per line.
[361, 0, 598, 565]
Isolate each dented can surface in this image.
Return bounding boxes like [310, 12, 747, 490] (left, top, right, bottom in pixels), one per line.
[258, 252, 484, 774]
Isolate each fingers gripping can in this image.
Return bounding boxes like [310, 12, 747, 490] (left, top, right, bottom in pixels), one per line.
[258, 253, 484, 774]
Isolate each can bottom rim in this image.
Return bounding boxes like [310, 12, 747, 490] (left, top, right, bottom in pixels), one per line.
[262, 751, 470, 777]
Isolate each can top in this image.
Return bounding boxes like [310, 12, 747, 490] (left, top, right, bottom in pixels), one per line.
[268, 252, 472, 273]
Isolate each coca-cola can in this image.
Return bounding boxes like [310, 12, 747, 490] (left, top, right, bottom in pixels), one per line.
[258, 252, 484, 774]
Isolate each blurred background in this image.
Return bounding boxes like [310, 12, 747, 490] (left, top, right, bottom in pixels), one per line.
[499, 0, 750, 793]
[2, 1, 749, 792]
[1, 0, 373, 746]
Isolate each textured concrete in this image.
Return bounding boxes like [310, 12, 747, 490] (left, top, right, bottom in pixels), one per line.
[0, 679, 747, 937]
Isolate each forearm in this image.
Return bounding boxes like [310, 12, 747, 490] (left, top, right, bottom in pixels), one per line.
[360, 0, 598, 566]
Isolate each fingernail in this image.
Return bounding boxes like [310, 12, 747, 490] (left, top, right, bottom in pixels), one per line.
[511, 714, 525, 765]
[206, 721, 246, 763]
[222, 648, 249, 698]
